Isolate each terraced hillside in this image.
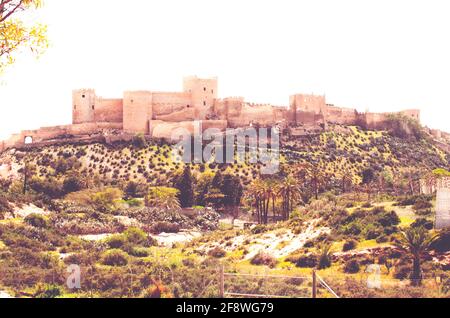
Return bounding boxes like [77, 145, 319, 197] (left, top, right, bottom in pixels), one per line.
[0, 125, 448, 188]
[283, 125, 449, 184]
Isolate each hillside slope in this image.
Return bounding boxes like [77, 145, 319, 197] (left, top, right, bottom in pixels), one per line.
[0, 124, 448, 187]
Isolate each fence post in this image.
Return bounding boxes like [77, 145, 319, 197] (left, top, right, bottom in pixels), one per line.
[219, 264, 225, 298]
[312, 270, 317, 298]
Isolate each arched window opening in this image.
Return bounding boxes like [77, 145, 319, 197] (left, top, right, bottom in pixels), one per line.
[24, 136, 33, 144]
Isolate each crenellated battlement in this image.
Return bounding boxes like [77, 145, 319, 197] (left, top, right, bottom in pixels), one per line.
[0, 76, 430, 153]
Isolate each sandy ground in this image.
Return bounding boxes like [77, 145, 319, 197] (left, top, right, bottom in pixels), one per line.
[201, 220, 330, 260]
[78, 230, 202, 247]
[9, 204, 51, 219]
[151, 231, 202, 247]
[79, 233, 114, 241]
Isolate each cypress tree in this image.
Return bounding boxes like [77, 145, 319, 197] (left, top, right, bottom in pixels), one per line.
[175, 166, 195, 208]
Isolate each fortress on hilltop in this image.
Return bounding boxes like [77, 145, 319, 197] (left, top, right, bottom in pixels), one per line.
[0, 75, 444, 152]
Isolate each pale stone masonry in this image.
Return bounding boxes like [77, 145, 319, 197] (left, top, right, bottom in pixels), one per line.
[0, 76, 423, 151]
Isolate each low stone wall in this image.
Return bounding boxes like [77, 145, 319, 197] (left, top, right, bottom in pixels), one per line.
[201, 120, 228, 132]
[150, 120, 201, 140]
[0, 122, 124, 152]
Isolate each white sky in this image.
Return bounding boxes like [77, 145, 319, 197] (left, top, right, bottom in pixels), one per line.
[1, 0, 449, 139]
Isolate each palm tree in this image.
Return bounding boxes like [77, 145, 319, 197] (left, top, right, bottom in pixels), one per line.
[341, 171, 353, 193]
[277, 175, 302, 220]
[306, 164, 327, 200]
[393, 174, 408, 196]
[264, 179, 278, 222]
[395, 227, 438, 286]
[421, 171, 437, 194]
[402, 167, 421, 195]
[317, 243, 333, 269]
[245, 179, 265, 224]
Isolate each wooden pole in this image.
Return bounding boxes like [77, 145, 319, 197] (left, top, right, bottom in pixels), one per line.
[312, 270, 317, 298]
[219, 264, 224, 298]
[23, 162, 28, 195]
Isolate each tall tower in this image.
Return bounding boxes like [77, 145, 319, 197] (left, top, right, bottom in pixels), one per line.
[123, 91, 152, 134]
[183, 76, 218, 120]
[289, 94, 326, 114]
[72, 89, 96, 124]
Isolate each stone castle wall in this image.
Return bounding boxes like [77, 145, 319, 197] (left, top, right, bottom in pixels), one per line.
[152, 92, 191, 116]
[0, 76, 427, 152]
[95, 98, 123, 123]
[123, 91, 152, 134]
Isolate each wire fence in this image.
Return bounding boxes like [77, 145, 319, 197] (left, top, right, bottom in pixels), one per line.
[219, 266, 339, 298]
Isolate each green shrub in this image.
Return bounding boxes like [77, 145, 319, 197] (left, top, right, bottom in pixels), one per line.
[124, 181, 148, 199]
[365, 227, 382, 240]
[0, 195, 13, 214]
[361, 202, 372, 208]
[101, 249, 129, 266]
[132, 134, 147, 149]
[411, 218, 433, 230]
[123, 227, 148, 245]
[430, 229, 450, 253]
[341, 222, 362, 236]
[63, 176, 84, 194]
[250, 252, 277, 268]
[376, 235, 389, 243]
[343, 259, 360, 273]
[34, 284, 62, 298]
[66, 188, 123, 211]
[317, 244, 332, 269]
[125, 198, 143, 207]
[413, 198, 432, 212]
[342, 239, 357, 252]
[396, 194, 432, 207]
[251, 224, 267, 234]
[150, 221, 180, 234]
[208, 246, 226, 258]
[29, 177, 64, 199]
[378, 211, 400, 227]
[105, 234, 126, 249]
[414, 209, 432, 216]
[293, 254, 318, 268]
[393, 264, 411, 280]
[24, 214, 48, 229]
[127, 246, 149, 257]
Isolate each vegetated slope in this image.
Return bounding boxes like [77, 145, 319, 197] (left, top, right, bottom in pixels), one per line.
[0, 125, 448, 187]
[283, 125, 450, 184]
